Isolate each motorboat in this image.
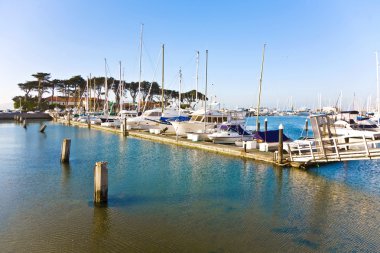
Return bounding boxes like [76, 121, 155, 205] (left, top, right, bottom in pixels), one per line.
[127, 108, 188, 130]
[171, 109, 247, 136]
[333, 111, 380, 139]
[208, 123, 253, 144]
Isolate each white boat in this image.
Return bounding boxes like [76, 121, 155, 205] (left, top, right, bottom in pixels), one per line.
[118, 110, 138, 119]
[171, 109, 246, 136]
[333, 110, 380, 139]
[100, 115, 121, 127]
[127, 108, 188, 130]
[208, 123, 253, 144]
[333, 119, 380, 139]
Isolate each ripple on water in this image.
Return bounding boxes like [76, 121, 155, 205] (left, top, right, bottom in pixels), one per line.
[0, 121, 380, 252]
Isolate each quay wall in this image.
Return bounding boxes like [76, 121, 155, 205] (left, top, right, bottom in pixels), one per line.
[0, 112, 52, 120]
[58, 119, 290, 167]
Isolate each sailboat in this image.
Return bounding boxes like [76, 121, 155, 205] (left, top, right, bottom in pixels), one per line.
[127, 44, 190, 130]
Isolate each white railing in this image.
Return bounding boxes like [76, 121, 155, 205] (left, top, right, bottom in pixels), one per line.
[287, 134, 380, 163]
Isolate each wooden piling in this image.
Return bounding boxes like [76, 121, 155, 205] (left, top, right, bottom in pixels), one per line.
[87, 114, 91, 128]
[277, 124, 283, 164]
[257, 121, 260, 132]
[94, 161, 108, 204]
[264, 118, 268, 142]
[121, 118, 128, 136]
[304, 119, 308, 136]
[40, 124, 47, 133]
[68, 112, 71, 125]
[23, 119, 27, 128]
[60, 138, 71, 163]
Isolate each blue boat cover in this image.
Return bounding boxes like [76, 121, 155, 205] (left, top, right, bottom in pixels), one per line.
[161, 116, 190, 122]
[253, 130, 290, 143]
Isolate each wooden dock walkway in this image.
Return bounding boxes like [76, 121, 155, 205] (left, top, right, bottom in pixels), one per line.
[57, 119, 289, 167]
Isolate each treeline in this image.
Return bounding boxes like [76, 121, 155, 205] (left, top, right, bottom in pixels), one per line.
[13, 72, 206, 111]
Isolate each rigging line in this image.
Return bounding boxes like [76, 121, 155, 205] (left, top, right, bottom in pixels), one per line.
[142, 41, 158, 75]
[142, 49, 162, 112]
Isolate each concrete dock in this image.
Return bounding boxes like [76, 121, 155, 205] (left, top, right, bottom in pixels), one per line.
[0, 112, 52, 120]
[57, 119, 290, 167]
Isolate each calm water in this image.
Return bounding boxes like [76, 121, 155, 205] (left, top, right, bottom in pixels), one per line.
[0, 118, 380, 252]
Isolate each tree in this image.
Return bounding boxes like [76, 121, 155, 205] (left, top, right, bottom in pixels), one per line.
[125, 82, 139, 104]
[32, 72, 50, 109]
[18, 81, 38, 99]
[48, 79, 64, 103]
[66, 75, 86, 107]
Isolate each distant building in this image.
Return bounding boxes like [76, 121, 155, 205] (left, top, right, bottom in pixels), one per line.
[45, 96, 105, 108]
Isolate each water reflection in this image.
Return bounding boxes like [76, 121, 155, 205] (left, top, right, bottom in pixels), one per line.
[60, 162, 71, 186]
[1, 121, 380, 252]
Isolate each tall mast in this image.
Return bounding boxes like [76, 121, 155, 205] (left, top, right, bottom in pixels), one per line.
[104, 58, 108, 116]
[196, 50, 199, 102]
[204, 50, 208, 132]
[161, 44, 165, 112]
[179, 68, 182, 116]
[376, 51, 379, 115]
[256, 44, 266, 132]
[93, 78, 96, 112]
[137, 23, 144, 113]
[89, 73, 92, 112]
[86, 76, 89, 114]
[119, 61, 123, 113]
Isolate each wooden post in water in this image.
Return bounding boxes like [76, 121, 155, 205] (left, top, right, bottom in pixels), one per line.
[264, 118, 268, 142]
[40, 124, 47, 133]
[23, 119, 27, 128]
[19, 116, 23, 122]
[87, 114, 91, 128]
[61, 139, 71, 163]
[94, 161, 108, 204]
[277, 124, 284, 164]
[304, 119, 308, 137]
[123, 117, 128, 136]
[257, 121, 260, 132]
[68, 112, 71, 125]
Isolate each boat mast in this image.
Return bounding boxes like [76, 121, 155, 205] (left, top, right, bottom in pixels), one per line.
[161, 44, 165, 112]
[93, 78, 96, 112]
[137, 23, 144, 114]
[179, 68, 182, 116]
[89, 73, 92, 113]
[204, 49, 208, 132]
[119, 61, 123, 113]
[104, 58, 109, 116]
[376, 51, 379, 115]
[256, 44, 266, 132]
[196, 50, 199, 103]
[86, 75, 89, 114]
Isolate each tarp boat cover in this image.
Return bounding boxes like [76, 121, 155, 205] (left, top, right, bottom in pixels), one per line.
[253, 130, 291, 143]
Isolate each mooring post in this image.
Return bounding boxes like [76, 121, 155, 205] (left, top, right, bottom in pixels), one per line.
[264, 118, 268, 142]
[87, 114, 91, 128]
[257, 121, 260, 132]
[304, 119, 308, 137]
[19, 116, 23, 122]
[278, 124, 284, 164]
[68, 112, 71, 125]
[124, 118, 128, 136]
[40, 124, 47, 133]
[94, 161, 108, 204]
[23, 119, 27, 128]
[61, 138, 71, 163]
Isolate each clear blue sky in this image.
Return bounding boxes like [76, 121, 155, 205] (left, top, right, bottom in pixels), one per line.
[1, 0, 380, 110]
